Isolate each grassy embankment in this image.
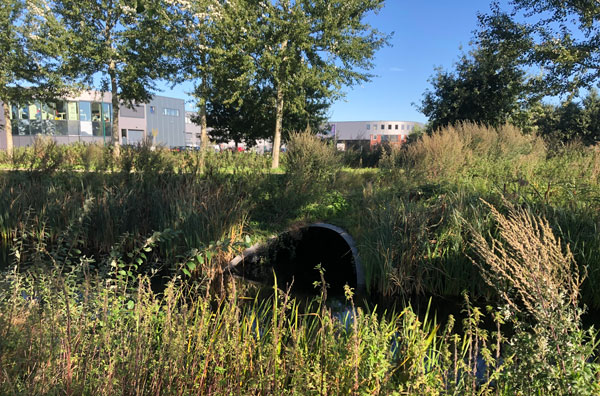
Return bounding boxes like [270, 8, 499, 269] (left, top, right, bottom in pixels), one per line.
[1, 126, 600, 394]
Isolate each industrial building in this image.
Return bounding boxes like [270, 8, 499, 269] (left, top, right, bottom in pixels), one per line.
[326, 120, 424, 149]
[0, 91, 186, 149]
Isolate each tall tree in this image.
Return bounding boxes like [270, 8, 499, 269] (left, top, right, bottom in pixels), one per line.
[535, 89, 600, 145]
[53, 0, 180, 157]
[174, 0, 255, 155]
[205, 85, 274, 147]
[240, 0, 390, 168]
[0, 0, 76, 154]
[491, 0, 600, 94]
[418, 11, 539, 131]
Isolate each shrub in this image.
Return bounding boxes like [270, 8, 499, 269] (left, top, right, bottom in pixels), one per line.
[282, 131, 342, 210]
[470, 201, 600, 395]
[402, 122, 546, 180]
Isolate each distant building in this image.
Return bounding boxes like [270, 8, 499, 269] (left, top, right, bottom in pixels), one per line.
[326, 120, 424, 150]
[184, 111, 202, 147]
[0, 91, 186, 149]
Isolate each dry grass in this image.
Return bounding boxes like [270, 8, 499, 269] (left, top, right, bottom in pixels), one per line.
[470, 200, 582, 321]
[403, 122, 546, 179]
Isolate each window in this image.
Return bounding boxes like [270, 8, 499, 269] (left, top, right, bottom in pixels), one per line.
[366, 124, 370, 130]
[91, 102, 102, 122]
[67, 102, 78, 120]
[79, 102, 91, 121]
[20, 105, 29, 120]
[102, 103, 112, 124]
[373, 124, 377, 130]
[163, 108, 179, 116]
[150, 106, 156, 114]
[55, 101, 67, 120]
[381, 124, 384, 130]
[395, 124, 398, 130]
[42, 103, 56, 120]
[402, 124, 405, 130]
[28, 104, 40, 120]
[388, 125, 392, 130]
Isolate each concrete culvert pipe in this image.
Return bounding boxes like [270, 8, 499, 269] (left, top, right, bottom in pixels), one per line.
[228, 223, 364, 296]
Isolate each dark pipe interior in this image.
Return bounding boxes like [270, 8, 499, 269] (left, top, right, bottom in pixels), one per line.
[269, 226, 357, 295]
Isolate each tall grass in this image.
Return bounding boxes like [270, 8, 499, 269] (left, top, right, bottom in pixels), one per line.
[0, 264, 449, 395]
[356, 122, 600, 309]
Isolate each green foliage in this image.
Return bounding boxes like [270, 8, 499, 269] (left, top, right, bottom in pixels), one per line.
[419, 12, 537, 132]
[282, 131, 342, 213]
[534, 89, 600, 145]
[1, 123, 600, 393]
[0, 0, 80, 153]
[233, 0, 390, 167]
[0, 265, 440, 395]
[470, 202, 600, 395]
[52, 0, 181, 154]
[503, 0, 600, 94]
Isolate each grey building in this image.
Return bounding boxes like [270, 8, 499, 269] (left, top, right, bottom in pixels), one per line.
[184, 111, 201, 147]
[0, 91, 188, 149]
[146, 95, 186, 148]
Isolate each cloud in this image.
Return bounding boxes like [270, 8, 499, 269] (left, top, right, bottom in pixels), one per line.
[389, 67, 405, 72]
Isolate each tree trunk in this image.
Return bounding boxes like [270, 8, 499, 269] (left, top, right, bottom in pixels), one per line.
[199, 99, 209, 150]
[109, 61, 120, 158]
[2, 102, 13, 156]
[272, 85, 284, 169]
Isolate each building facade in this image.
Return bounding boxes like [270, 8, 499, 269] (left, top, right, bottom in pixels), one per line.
[327, 120, 424, 149]
[184, 111, 202, 147]
[0, 91, 186, 149]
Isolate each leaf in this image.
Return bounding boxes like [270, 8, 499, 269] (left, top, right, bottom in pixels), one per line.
[127, 300, 135, 310]
[187, 261, 196, 271]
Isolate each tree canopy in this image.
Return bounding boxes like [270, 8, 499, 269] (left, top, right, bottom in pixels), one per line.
[53, 0, 181, 156]
[507, 0, 600, 94]
[0, 0, 77, 153]
[233, 0, 390, 168]
[418, 11, 538, 132]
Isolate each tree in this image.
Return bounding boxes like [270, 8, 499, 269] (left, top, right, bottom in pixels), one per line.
[0, 0, 76, 154]
[238, 0, 390, 168]
[490, 0, 600, 95]
[175, 0, 240, 153]
[205, 86, 273, 147]
[534, 89, 600, 145]
[206, 84, 329, 147]
[418, 11, 539, 132]
[53, 0, 181, 157]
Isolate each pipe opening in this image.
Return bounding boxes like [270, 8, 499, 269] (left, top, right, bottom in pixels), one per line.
[231, 223, 363, 296]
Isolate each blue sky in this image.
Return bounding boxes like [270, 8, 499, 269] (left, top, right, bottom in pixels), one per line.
[158, 1, 509, 124]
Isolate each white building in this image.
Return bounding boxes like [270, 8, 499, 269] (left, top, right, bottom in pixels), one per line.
[326, 120, 424, 149]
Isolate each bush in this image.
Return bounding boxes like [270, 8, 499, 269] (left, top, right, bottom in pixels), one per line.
[402, 122, 546, 179]
[283, 131, 341, 203]
[470, 201, 600, 395]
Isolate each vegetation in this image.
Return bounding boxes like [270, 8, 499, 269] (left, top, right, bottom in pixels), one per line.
[52, 0, 181, 157]
[1, 125, 600, 393]
[0, 0, 79, 154]
[418, 12, 536, 132]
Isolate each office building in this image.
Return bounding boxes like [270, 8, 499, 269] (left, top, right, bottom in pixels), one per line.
[0, 91, 186, 149]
